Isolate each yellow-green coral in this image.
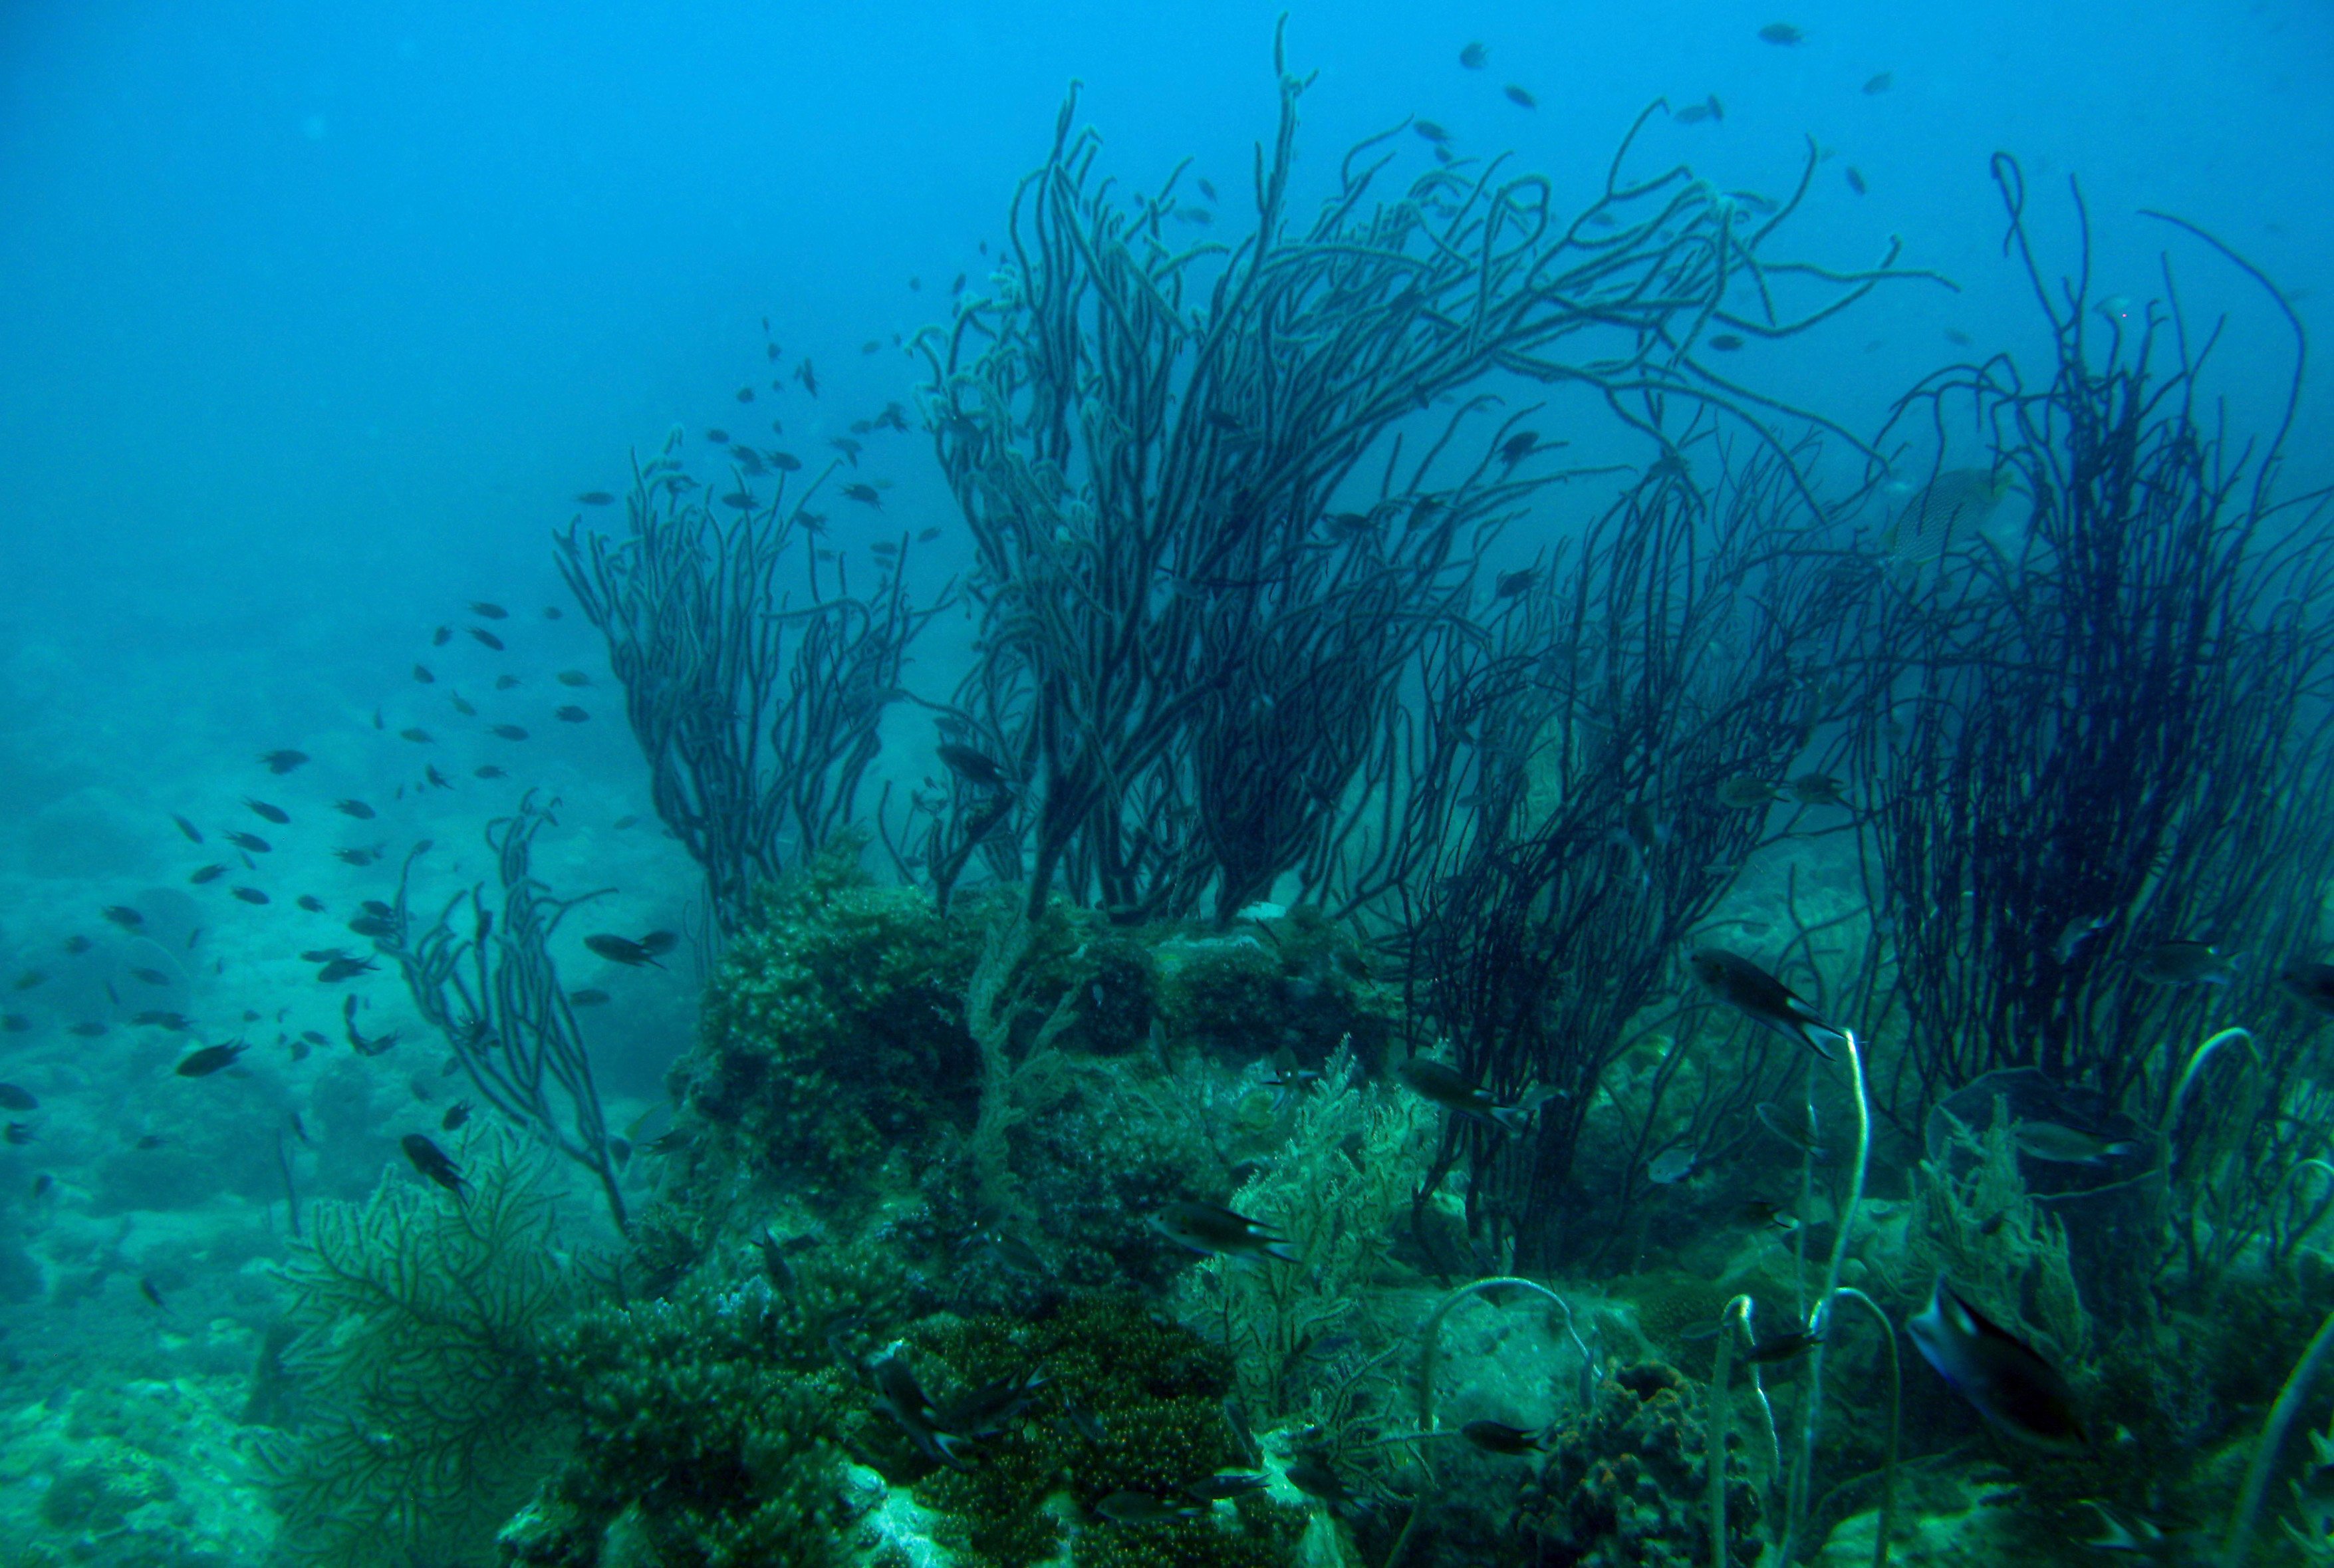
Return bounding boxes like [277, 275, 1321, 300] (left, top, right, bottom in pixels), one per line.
[891, 1293, 1304, 1568]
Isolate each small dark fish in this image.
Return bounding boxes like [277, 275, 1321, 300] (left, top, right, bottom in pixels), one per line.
[770, 450, 803, 471]
[441, 1100, 472, 1131]
[136, 1133, 166, 1148]
[333, 847, 382, 866]
[796, 359, 819, 396]
[469, 601, 508, 620]
[1185, 1472, 1268, 1502]
[140, 1277, 165, 1308]
[0, 1083, 36, 1111]
[432, 625, 452, 646]
[190, 863, 227, 884]
[638, 930, 678, 956]
[491, 724, 529, 741]
[1785, 773, 1849, 807]
[2133, 940, 2237, 987]
[474, 765, 509, 779]
[1494, 569, 1538, 598]
[735, 385, 755, 402]
[301, 947, 352, 963]
[413, 663, 436, 684]
[575, 491, 615, 506]
[468, 627, 505, 651]
[317, 958, 378, 983]
[1758, 21, 1805, 45]
[133, 1010, 192, 1031]
[705, 426, 730, 442]
[553, 706, 588, 723]
[11, 970, 45, 991]
[756, 1230, 796, 1292]
[259, 749, 310, 775]
[1503, 84, 1535, 109]
[1906, 1279, 2086, 1451]
[1461, 1419, 1547, 1455]
[937, 742, 1009, 788]
[1676, 93, 1725, 124]
[842, 483, 880, 507]
[400, 1132, 468, 1200]
[555, 670, 592, 687]
[1499, 430, 1538, 466]
[2280, 962, 2334, 1015]
[1743, 1329, 1823, 1365]
[232, 887, 271, 905]
[224, 831, 271, 854]
[449, 692, 476, 717]
[543, 606, 561, 620]
[176, 1041, 247, 1077]
[1863, 72, 1892, 94]
[31, 1173, 51, 1197]
[301, 1029, 328, 1045]
[2011, 1121, 2139, 1166]
[347, 916, 395, 939]
[1736, 1200, 1799, 1232]
[917, 527, 942, 543]
[172, 813, 205, 844]
[130, 966, 172, 985]
[1458, 40, 1488, 69]
[63, 936, 92, 953]
[569, 987, 611, 1007]
[584, 934, 662, 968]
[611, 815, 638, 830]
[68, 1021, 110, 1037]
[494, 673, 521, 690]
[1945, 328, 1974, 346]
[1095, 1492, 1200, 1527]
[245, 797, 291, 825]
[1692, 950, 1845, 1058]
[102, 905, 146, 930]
[1414, 119, 1450, 144]
[1150, 1200, 1299, 1263]
[335, 799, 377, 819]
[1707, 333, 1745, 352]
[400, 727, 434, 744]
[1845, 167, 1867, 196]
[1396, 1058, 1540, 1132]
[362, 899, 394, 917]
[1, 1015, 29, 1033]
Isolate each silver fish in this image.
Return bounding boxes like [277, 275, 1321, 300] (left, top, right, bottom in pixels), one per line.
[1395, 1058, 1543, 1132]
[1646, 1146, 1698, 1184]
[1906, 1279, 2086, 1452]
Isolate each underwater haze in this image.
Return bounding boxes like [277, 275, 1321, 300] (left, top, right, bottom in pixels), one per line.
[2, 1, 2333, 1565]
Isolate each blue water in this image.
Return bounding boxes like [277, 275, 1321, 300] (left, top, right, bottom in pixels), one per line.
[1, 2, 2330, 1563]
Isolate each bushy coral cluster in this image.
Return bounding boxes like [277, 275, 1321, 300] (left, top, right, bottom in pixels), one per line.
[879, 1292, 1305, 1568]
[1529, 1361, 1762, 1567]
[678, 845, 986, 1198]
[510, 1278, 856, 1568]
[1154, 906, 1396, 1073]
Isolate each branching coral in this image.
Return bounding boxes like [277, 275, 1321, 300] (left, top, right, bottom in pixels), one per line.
[1901, 1096, 2091, 1369]
[265, 1128, 577, 1568]
[1176, 1042, 1434, 1421]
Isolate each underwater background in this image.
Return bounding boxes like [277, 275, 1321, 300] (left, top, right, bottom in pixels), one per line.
[3, 1, 2333, 1564]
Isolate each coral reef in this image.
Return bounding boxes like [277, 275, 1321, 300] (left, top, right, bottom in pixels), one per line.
[264, 1128, 577, 1568]
[676, 845, 986, 1202]
[884, 1291, 1305, 1568]
[505, 1276, 856, 1568]
[1529, 1361, 1763, 1567]
[1173, 1043, 1434, 1422]
[0, 1374, 277, 1568]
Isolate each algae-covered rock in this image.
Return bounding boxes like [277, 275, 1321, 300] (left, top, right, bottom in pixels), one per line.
[1530, 1361, 1762, 1567]
[0, 1375, 275, 1568]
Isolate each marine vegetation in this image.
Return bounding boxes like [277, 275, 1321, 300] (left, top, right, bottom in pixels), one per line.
[558, 426, 948, 933]
[264, 1128, 578, 1568]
